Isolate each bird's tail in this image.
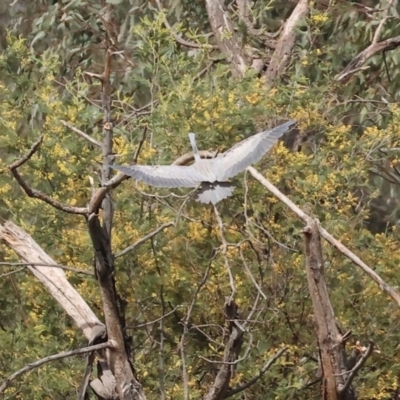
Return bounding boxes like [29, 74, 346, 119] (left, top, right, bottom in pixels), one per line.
[196, 182, 235, 204]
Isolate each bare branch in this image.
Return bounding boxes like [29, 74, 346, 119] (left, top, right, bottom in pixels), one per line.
[180, 262, 212, 400]
[0, 262, 94, 276]
[115, 222, 174, 259]
[88, 172, 129, 215]
[372, 0, 396, 44]
[265, 0, 309, 87]
[0, 267, 25, 278]
[204, 299, 244, 400]
[0, 342, 110, 394]
[214, 205, 236, 296]
[60, 119, 102, 147]
[133, 126, 148, 164]
[126, 306, 181, 329]
[303, 220, 344, 398]
[339, 341, 375, 394]
[336, 35, 400, 83]
[205, 0, 249, 76]
[8, 135, 88, 215]
[0, 221, 104, 339]
[225, 347, 288, 398]
[155, 0, 207, 49]
[87, 35, 146, 398]
[247, 166, 400, 308]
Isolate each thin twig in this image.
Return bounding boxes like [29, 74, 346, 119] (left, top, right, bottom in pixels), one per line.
[133, 126, 148, 164]
[155, 0, 208, 49]
[0, 262, 94, 276]
[200, 333, 253, 366]
[180, 261, 212, 400]
[213, 205, 236, 297]
[239, 248, 267, 300]
[115, 222, 174, 258]
[60, 120, 102, 147]
[0, 342, 110, 393]
[0, 267, 26, 278]
[126, 306, 181, 329]
[225, 347, 288, 398]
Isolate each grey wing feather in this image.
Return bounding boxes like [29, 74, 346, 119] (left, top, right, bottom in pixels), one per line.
[111, 164, 205, 188]
[215, 120, 295, 181]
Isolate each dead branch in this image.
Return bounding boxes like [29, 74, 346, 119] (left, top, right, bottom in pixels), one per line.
[335, 35, 400, 83]
[115, 222, 174, 258]
[8, 136, 87, 215]
[265, 0, 309, 87]
[372, 0, 396, 44]
[155, 0, 207, 49]
[60, 119, 102, 147]
[205, 0, 249, 76]
[225, 347, 288, 398]
[0, 342, 110, 394]
[303, 220, 345, 399]
[247, 166, 400, 308]
[204, 298, 244, 400]
[0, 221, 104, 340]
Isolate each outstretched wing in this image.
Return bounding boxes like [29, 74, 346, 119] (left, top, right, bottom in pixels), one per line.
[215, 120, 295, 181]
[111, 164, 206, 188]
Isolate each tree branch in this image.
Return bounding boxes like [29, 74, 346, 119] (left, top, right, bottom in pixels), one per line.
[335, 35, 400, 83]
[338, 341, 375, 394]
[0, 261, 94, 276]
[247, 166, 400, 308]
[224, 347, 288, 398]
[236, 0, 277, 48]
[155, 0, 207, 49]
[8, 135, 88, 215]
[265, 0, 309, 87]
[0, 221, 104, 339]
[204, 299, 244, 400]
[115, 222, 174, 259]
[303, 220, 344, 399]
[205, 0, 249, 76]
[0, 342, 110, 394]
[60, 119, 102, 147]
[88, 36, 146, 398]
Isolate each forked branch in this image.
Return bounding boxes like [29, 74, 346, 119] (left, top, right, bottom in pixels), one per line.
[8, 135, 87, 215]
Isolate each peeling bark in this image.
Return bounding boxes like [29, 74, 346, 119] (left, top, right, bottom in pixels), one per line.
[303, 220, 354, 400]
[265, 0, 309, 87]
[205, 0, 249, 76]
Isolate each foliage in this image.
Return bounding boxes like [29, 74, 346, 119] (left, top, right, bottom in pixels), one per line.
[1, 0, 400, 399]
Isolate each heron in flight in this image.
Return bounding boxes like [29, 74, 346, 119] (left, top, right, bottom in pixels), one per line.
[111, 120, 295, 204]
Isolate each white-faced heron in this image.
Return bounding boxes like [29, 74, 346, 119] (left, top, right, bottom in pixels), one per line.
[111, 120, 295, 204]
